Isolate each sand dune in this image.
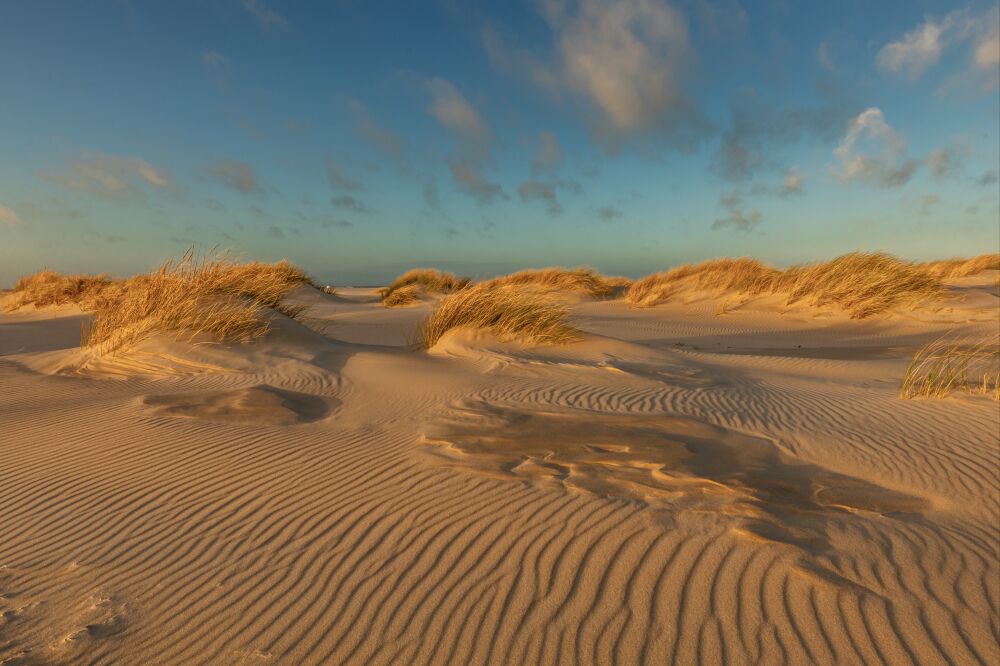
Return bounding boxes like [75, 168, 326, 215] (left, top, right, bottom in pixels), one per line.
[1, 277, 998, 664]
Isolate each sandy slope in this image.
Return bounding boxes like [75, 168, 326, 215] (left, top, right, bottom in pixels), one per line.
[0, 279, 998, 665]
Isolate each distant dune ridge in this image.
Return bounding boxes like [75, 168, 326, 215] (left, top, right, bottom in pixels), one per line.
[0, 251, 998, 663]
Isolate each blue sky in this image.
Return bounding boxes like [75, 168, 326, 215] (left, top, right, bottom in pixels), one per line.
[0, 0, 998, 285]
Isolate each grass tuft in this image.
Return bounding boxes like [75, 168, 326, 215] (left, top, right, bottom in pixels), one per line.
[4, 270, 115, 311]
[899, 336, 1000, 400]
[418, 284, 579, 348]
[380, 268, 470, 306]
[919, 254, 1000, 278]
[81, 250, 313, 355]
[482, 267, 629, 299]
[628, 252, 946, 319]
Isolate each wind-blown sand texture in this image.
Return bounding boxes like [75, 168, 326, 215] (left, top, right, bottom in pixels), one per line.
[1, 272, 998, 664]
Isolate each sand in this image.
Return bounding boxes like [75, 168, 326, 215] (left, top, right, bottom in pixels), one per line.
[1, 275, 998, 664]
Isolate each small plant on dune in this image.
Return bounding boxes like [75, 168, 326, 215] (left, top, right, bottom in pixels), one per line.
[4, 270, 116, 311]
[482, 267, 629, 299]
[900, 336, 1000, 400]
[380, 268, 470, 306]
[82, 250, 313, 355]
[418, 284, 579, 348]
[920, 254, 1000, 278]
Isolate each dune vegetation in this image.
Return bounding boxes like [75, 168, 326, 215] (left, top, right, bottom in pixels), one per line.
[481, 267, 630, 299]
[900, 337, 1000, 400]
[77, 251, 314, 355]
[418, 284, 578, 348]
[379, 268, 470, 307]
[919, 253, 1000, 278]
[628, 252, 948, 319]
[3, 270, 116, 311]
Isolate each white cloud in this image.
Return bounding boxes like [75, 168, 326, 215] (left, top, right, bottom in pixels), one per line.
[40, 152, 176, 200]
[876, 16, 947, 80]
[0, 203, 24, 227]
[242, 0, 288, 33]
[485, 0, 704, 143]
[833, 108, 917, 188]
[877, 7, 999, 87]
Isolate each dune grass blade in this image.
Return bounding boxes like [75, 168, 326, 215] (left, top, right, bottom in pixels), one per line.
[82, 250, 313, 356]
[900, 337, 1000, 400]
[419, 284, 578, 348]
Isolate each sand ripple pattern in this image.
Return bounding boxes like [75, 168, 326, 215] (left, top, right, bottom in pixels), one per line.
[1, 328, 998, 665]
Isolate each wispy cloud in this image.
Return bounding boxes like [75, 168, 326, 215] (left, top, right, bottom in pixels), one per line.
[833, 108, 917, 188]
[208, 160, 260, 193]
[712, 88, 857, 182]
[242, 0, 288, 33]
[532, 131, 563, 174]
[346, 97, 405, 164]
[202, 51, 231, 87]
[426, 78, 488, 145]
[975, 169, 998, 187]
[779, 167, 805, 197]
[517, 180, 561, 215]
[326, 157, 363, 192]
[40, 152, 176, 201]
[712, 189, 761, 231]
[0, 203, 24, 227]
[597, 205, 622, 221]
[331, 195, 366, 212]
[448, 161, 505, 204]
[426, 77, 504, 204]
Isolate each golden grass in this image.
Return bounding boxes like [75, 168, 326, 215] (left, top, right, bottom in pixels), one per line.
[628, 258, 778, 307]
[418, 284, 579, 348]
[481, 267, 630, 299]
[380, 268, 470, 306]
[900, 337, 1000, 400]
[628, 252, 946, 319]
[4, 270, 115, 311]
[920, 253, 1000, 278]
[82, 251, 313, 355]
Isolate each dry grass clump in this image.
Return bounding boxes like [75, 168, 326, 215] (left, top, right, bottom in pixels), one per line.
[775, 252, 944, 319]
[627, 258, 778, 307]
[900, 337, 999, 400]
[380, 268, 470, 306]
[382, 283, 424, 307]
[82, 251, 312, 355]
[629, 252, 946, 319]
[418, 284, 579, 348]
[482, 267, 629, 299]
[4, 270, 115, 311]
[920, 254, 1000, 278]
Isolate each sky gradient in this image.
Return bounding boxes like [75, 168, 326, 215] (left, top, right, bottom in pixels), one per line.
[1, 0, 998, 285]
